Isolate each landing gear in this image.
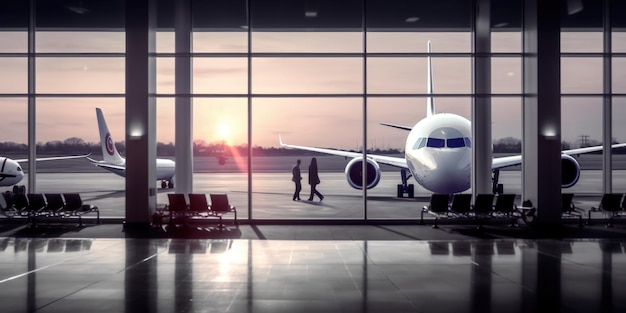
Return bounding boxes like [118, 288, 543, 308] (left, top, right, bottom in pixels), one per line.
[397, 169, 415, 198]
[161, 180, 174, 189]
[492, 169, 503, 194]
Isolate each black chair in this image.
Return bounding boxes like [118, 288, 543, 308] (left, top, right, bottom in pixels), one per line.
[420, 193, 450, 228]
[188, 193, 220, 227]
[167, 193, 189, 227]
[0, 192, 18, 217]
[561, 193, 584, 227]
[449, 193, 472, 216]
[472, 194, 495, 217]
[471, 193, 495, 229]
[62, 193, 100, 226]
[589, 193, 624, 228]
[44, 193, 65, 215]
[209, 194, 238, 228]
[493, 194, 521, 226]
[25, 193, 47, 226]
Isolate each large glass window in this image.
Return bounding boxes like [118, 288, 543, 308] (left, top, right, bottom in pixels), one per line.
[35, 98, 125, 218]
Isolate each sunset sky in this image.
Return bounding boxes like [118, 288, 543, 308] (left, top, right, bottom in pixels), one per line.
[1, 31, 625, 149]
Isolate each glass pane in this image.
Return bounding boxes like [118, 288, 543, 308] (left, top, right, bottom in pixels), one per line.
[613, 57, 626, 93]
[368, 57, 471, 94]
[561, 32, 603, 53]
[562, 97, 603, 195]
[252, 97, 363, 220]
[252, 32, 362, 53]
[492, 57, 521, 94]
[492, 97, 521, 195]
[251, 58, 363, 94]
[36, 32, 125, 53]
[561, 57, 602, 94]
[157, 57, 175, 94]
[0, 31, 27, 52]
[195, 98, 249, 219]
[491, 32, 521, 53]
[0, 98, 27, 153]
[193, 57, 247, 94]
[193, 32, 248, 53]
[612, 32, 626, 53]
[157, 32, 174, 54]
[35, 98, 125, 218]
[36, 58, 125, 94]
[367, 32, 471, 53]
[612, 96, 626, 193]
[0, 58, 27, 93]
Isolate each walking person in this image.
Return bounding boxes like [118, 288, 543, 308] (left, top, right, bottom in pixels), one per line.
[307, 157, 324, 201]
[292, 159, 302, 201]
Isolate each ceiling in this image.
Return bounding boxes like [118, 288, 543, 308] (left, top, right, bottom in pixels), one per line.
[0, 0, 623, 31]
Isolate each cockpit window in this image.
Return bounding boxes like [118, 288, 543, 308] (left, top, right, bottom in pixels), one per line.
[464, 137, 472, 148]
[17, 166, 22, 172]
[413, 137, 428, 150]
[447, 138, 465, 148]
[426, 138, 445, 148]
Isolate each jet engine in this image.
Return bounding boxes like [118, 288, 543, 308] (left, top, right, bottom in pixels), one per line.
[562, 154, 581, 188]
[344, 157, 382, 190]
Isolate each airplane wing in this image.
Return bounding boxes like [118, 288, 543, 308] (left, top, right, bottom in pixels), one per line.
[279, 135, 408, 169]
[14, 154, 90, 163]
[492, 143, 626, 169]
[379, 122, 412, 131]
[93, 163, 126, 175]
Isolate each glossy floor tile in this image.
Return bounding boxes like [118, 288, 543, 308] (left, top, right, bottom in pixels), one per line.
[0, 237, 625, 313]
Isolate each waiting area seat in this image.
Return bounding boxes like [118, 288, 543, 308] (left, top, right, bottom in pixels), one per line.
[561, 193, 584, 227]
[588, 193, 625, 228]
[420, 193, 450, 228]
[0, 192, 99, 227]
[164, 193, 238, 229]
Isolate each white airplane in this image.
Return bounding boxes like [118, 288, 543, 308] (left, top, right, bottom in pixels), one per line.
[1, 154, 89, 190]
[87, 108, 176, 188]
[280, 41, 626, 197]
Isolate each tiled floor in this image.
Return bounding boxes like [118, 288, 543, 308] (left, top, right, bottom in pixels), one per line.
[1, 233, 625, 313]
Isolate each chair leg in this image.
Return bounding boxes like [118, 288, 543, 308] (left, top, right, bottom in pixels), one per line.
[432, 217, 439, 229]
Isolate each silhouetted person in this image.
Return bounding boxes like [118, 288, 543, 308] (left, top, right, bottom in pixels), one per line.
[307, 157, 324, 201]
[292, 159, 302, 201]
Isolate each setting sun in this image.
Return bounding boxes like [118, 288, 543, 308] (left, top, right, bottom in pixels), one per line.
[218, 122, 232, 143]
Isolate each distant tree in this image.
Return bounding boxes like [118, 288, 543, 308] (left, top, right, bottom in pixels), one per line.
[493, 137, 521, 153]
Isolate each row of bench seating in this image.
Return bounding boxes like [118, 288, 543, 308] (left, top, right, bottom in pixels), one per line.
[0, 192, 99, 227]
[421, 193, 588, 228]
[163, 193, 237, 229]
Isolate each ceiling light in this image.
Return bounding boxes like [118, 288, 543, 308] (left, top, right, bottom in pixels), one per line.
[305, 11, 318, 18]
[405, 17, 420, 23]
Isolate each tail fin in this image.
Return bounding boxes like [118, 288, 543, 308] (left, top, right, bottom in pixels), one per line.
[426, 40, 435, 117]
[96, 108, 125, 165]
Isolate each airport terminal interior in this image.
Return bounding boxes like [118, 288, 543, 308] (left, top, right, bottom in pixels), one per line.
[1, 0, 626, 312]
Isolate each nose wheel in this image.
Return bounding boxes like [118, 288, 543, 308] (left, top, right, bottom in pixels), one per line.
[161, 180, 174, 189]
[397, 169, 414, 198]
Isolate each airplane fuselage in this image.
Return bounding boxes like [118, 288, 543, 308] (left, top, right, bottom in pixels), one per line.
[405, 113, 472, 194]
[0, 157, 25, 187]
[98, 158, 176, 181]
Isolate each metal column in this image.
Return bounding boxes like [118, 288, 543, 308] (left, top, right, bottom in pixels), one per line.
[175, 0, 194, 193]
[125, 0, 157, 227]
[472, 0, 492, 196]
[522, 0, 562, 226]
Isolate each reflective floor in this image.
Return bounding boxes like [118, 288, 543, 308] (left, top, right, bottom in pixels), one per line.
[1, 237, 625, 313]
